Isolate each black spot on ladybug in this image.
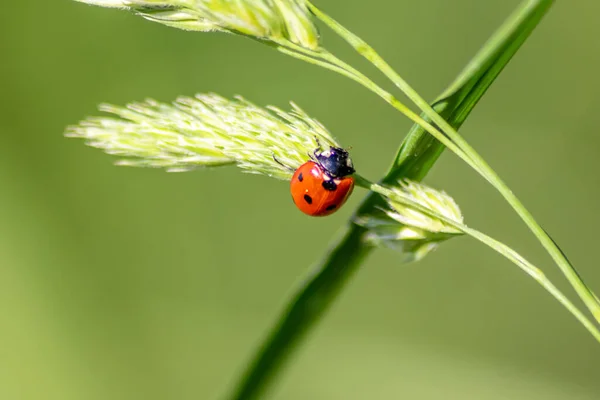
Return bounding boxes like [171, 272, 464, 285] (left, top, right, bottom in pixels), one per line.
[298, 172, 304, 182]
[322, 180, 337, 191]
[326, 204, 336, 211]
[303, 194, 313, 204]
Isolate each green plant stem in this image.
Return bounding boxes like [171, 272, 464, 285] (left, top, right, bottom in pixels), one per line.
[307, 0, 600, 323]
[228, 227, 373, 400]
[353, 175, 600, 343]
[228, 3, 572, 399]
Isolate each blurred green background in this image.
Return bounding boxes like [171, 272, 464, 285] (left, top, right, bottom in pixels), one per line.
[1, 0, 600, 399]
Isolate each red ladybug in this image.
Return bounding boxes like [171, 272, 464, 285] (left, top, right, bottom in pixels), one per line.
[289, 146, 355, 217]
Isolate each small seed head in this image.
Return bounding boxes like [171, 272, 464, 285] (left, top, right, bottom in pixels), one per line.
[355, 180, 464, 262]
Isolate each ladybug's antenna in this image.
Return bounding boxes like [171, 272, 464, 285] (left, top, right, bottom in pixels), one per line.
[272, 154, 294, 172]
[314, 136, 323, 151]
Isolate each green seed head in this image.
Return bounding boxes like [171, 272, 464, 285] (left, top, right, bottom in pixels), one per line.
[66, 93, 342, 179]
[75, 0, 320, 49]
[355, 180, 464, 262]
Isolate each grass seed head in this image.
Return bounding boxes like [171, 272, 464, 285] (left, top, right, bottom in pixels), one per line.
[66, 93, 343, 180]
[355, 180, 464, 262]
[75, 0, 320, 49]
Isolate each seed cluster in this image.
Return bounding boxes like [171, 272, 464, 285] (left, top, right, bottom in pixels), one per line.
[66, 94, 342, 180]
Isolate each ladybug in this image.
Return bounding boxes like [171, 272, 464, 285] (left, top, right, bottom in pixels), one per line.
[289, 145, 355, 217]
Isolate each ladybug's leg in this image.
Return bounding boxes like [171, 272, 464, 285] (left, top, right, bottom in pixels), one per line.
[272, 154, 295, 172]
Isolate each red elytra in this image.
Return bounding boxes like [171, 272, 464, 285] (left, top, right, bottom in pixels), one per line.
[290, 161, 354, 217]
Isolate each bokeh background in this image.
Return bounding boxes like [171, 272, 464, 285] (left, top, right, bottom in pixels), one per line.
[1, 0, 600, 399]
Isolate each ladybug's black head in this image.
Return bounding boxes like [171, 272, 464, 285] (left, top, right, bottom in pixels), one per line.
[314, 146, 355, 178]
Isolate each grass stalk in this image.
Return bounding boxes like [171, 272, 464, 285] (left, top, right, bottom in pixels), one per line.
[307, 0, 600, 322]
[226, 3, 562, 398]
